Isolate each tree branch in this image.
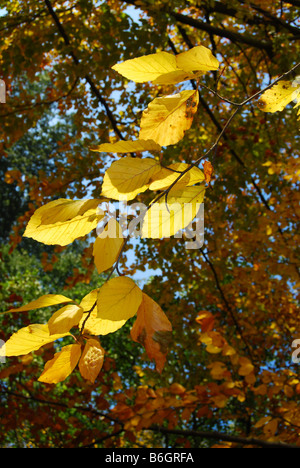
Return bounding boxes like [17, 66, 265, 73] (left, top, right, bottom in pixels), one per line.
[148, 425, 299, 449]
[44, 0, 124, 140]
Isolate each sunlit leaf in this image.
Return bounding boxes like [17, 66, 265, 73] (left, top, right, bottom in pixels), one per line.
[257, 80, 300, 113]
[93, 219, 124, 274]
[176, 45, 219, 72]
[112, 51, 195, 84]
[131, 293, 172, 372]
[38, 344, 82, 384]
[48, 304, 84, 335]
[101, 156, 161, 201]
[0, 324, 70, 357]
[203, 160, 214, 185]
[79, 289, 127, 335]
[149, 163, 204, 191]
[78, 338, 105, 383]
[142, 185, 206, 239]
[97, 277, 142, 322]
[24, 198, 104, 246]
[139, 90, 199, 146]
[91, 139, 161, 153]
[2, 294, 73, 314]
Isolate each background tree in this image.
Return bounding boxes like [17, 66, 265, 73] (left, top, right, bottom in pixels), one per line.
[0, 0, 299, 448]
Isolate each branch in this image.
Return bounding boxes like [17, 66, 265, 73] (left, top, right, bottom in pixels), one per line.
[44, 0, 124, 140]
[148, 425, 299, 449]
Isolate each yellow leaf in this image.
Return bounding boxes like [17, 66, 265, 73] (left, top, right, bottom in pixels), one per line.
[258, 80, 300, 113]
[101, 156, 161, 201]
[79, 289, 127, 335]
[0, 324, 70, 357]
[131, 293, 172, 373]
[79, 338, 105, 383]
[93, 219, 124, 274]
[48, 304, 84, 335]
[91, 139, 161, 153]
[238, 357, 255, 376]
[2, 293, 73, 314]
[97, 277, 142, 322]
[24, 198, 103, 246]
[112, 51, 195, 84]
[38, 344, 82, 384]
[176, 45, 219, 72]
[254, 416, 272, 429]
[142, 185, 205, 239]
[139, 90, 199, 146]
[263, 419, 278, 437]
[149, 163, 205, 191]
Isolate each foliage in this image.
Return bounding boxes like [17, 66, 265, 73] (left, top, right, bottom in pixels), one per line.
[0, 0, 300, 448]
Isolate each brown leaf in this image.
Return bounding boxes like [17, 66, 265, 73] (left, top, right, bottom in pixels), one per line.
[130, 293, 172, 372]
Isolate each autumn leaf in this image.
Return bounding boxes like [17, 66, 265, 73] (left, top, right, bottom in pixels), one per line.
[91, 139, 161, 153]
[47, 304, 84, 335]
[238, 357, 255, 376]
[257, 80, 300, 113]
[142, 185, 205, 239]
[101, 156, 161, 200]
[203, 160, 214, 185]
[0, 324, 70, 357]
[24, 199, 104, 246]
[176, 45, 219, 72]
[149, 163, 205, 191]
[2, 294, 74, 314]
[93, 219, 124, 274]
[139, 90, 199, 146]
[112, 50, 195, 84]
[78, 338, 105, 383]
[79, 289, 127, 335]
[130, 293, 172, 373]
[38, 344, 82, 384]
[97, 277, 142, 322]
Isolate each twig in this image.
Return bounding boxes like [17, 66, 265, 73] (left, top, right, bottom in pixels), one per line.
[148, 425, 299, 448]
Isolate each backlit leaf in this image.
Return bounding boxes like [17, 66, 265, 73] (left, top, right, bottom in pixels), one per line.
[130, 293, 172, 373]
[176, 45, 219, 72]
[149, 163, 205, 191]
[101, 156, 161, 201]
[93, 219, 124, 274]
[142, 185, 206, 239]
[2, 294, 73, 314]
[78, 338, 105, 383]
[38, 344, 82, 384]
[112, 51, 194, 84]
[97, 277, 142, 322]
[48, 304, 84, 335]
[91, 139, 161, 153]
[24, 198, 104, 246]
[79, 289, 127, 335]
[203, 160, 214, 185]
[139, 90, 199, 146]
[257, 80, 300, 113]
[0, 324, 70, 357]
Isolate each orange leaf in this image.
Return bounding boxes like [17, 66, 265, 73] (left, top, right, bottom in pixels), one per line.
[130, 293, 172, 373]
[78, 338, 105, 383]
[203, 160, 214, 185]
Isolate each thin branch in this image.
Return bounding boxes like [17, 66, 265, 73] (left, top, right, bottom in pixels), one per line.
[199, 247, 255, 362]
[148, 425, 299, 449]
[44, 0, 124, 140]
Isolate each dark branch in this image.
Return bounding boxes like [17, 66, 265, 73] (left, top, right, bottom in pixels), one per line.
[44, 0, 124, 140]
[148, 425, 299, 449]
